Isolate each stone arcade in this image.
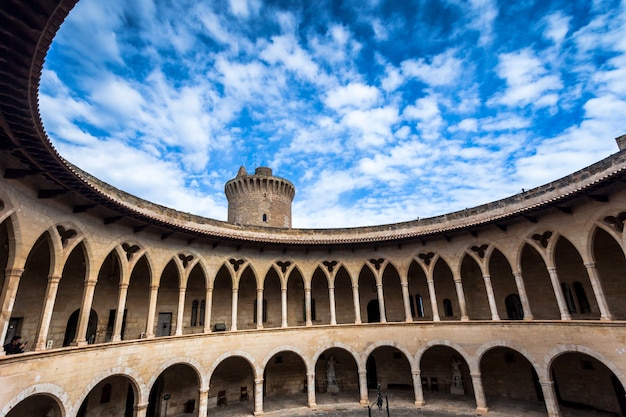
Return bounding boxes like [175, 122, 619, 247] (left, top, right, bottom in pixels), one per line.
[2, 2, 626, 417]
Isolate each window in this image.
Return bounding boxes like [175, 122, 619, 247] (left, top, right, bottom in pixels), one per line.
[561, 283, 577, 314]
[262, 214, 267, 222]
[573, 282, 591, 313]
[191, 300, 198, 326]
[415, 294, 425, 318]
[199, 300, 205, 326]
[443, 299, 454, 317]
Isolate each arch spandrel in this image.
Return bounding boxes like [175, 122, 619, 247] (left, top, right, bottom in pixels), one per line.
[208, 350, 261, 381]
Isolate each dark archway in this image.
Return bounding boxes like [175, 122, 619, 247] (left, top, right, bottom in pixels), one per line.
[5, 394, 62, 417]
[264, 351, 307, 412]
[77, 375, 137, 417]
[367, 300, 380, 323]
[63, 309, 97, 347]
[420, 346, 473, 400]
[315, 347, 359, 404]
[210, 356, 255, 413]
[148, 363, 200, 417]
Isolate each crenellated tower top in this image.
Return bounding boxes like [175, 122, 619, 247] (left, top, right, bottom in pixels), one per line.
[224, 166, 296, 228]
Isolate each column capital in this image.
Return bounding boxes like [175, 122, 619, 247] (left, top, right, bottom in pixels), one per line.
[257, 287, 264, 293]
[453, 278, 462, 284]
[482, 274, 491, 280]
[547, 266, 557, 273]
[539, 379, 554, 388]
[4, 268, 24, 277]
[119, 283, 129, 290]
[584, 262, 597, 269]
[150, 285, 159, 291]
[255, 378, 264, 384]
[48, 275, 62, 284]
[470, 372, 482, 379]
[401, 281, 409, 288]
[412, 369, 421, 376]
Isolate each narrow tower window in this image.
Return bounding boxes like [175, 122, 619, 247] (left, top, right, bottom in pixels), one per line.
[262, 214, 267, 222]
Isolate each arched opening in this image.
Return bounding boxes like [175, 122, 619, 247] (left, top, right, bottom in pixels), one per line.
[420, 346, 474, 408]
[520, 244, 559, 319]
[124, 256, 151, 340]
[237, 266, 257, 330]
[359, 265, 378, 323]
[593, 227, 626, 319]
[334, 266, 354, 324]
[554, 237, 598, 319]
[148, 363, 200, 417]
[155, 260, 180, 336]
[286, 268, 304, 327]
[5, 394, 63, 417]
[185, 263, 206, 334]
[52, 243, 87, 347]
[311, 267, 330, 324]
[63, 309, 97, 347]
[381, 264, 403, 322]
[480, 347, 544, 413]
[262, 267, 281, 328]
[212, 264, 233, 331]
[263, 351, 306, 412]
[76, 375, 137, 417]
[367, 346, 414, 406]
[408, 261, 430, 320]
[488, 249, 519, 319]
[460, 254, 491, 319]
[94, 251, 124, 343]
[551, 352, 626, 416]
[315, 348, 359, 405]
[432, 259, 459, 320]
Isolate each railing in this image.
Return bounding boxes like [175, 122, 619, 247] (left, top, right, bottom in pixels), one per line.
[368, 385, 389, 417]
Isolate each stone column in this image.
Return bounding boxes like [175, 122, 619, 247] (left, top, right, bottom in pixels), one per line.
[482, 275, 500, 320]
[0, 268, 24, 352]
[35, 275, 61, 351]
[547, 267, 571, 320]
[134, 403, 148, 417]
[352, 285, 362, 324]
[256, 288, 264, 329]
[376, 283, 387, 323]
[307, 372, 316, 407]
[427, 278, 440, 321]
[281, 287, 288, 327]
[204, 287, 213, 333]
[412, 370, 425, 407]
[513, 271, 533, 320]
[470, 372, 488, 414]
[231, 287, 238, 331]
[329, 286, 337, 325]
[175, 287, 186, 336]
[401, 281, 413, 322]
[305, 286, 312, 326]
[540, 380, 561, 417]
[453, 278, 469, 321]
[197, 388, 208, 417]
[358, 370, 369, 405]
[584, 262, 613, 320]
[145, 285, 159, 338]
[254, 378, 264, 415]
[112, 283, 129, 342]
[73, 279, 97, 345]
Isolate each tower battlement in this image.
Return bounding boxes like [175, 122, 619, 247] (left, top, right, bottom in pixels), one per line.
[224, 166, 295, 227]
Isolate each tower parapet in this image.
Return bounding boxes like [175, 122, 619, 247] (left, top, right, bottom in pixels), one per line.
[224, 166, 295, 228]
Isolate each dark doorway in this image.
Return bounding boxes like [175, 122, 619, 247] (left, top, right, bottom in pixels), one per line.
[366, 356, 378, 389]
[105, 309, 127, 341]
[505, 294, 524, 320]
[125, 383, 135, 417]
[156, 312, 172, 337]
[64, 309, 98, 346]
[367, 300, 380, 323]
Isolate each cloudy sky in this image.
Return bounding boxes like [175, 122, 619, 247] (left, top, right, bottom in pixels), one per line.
[40, 0, 626, 228]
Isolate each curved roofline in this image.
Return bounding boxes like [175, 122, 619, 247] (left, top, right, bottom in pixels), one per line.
[1, 0, 625, 247]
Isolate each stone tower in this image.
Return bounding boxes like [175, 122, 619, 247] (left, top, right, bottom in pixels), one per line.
[225, 166, 296, 228]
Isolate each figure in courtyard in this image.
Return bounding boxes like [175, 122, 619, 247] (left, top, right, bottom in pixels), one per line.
[3, 336, 26, 354]
[450, 358, 464, 395]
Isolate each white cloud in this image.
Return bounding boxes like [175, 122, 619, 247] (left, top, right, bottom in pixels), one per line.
[324, 83, 380, 110]
[401, 50, 464, 87]
[543, 12, 571, 47]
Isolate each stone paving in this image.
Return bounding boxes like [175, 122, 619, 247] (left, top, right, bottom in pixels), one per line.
[171, 390, 618, 417]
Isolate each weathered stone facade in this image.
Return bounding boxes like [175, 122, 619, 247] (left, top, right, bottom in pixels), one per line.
[1, 2, 626, 417]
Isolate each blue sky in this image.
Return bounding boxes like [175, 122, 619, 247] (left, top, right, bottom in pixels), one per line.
[40, 0, 626, 228]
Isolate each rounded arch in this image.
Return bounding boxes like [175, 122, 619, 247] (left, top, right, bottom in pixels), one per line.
[415, 340, 473, 370]
[544, 345, 626, 387]
[474, 341, 541, 376]
[312, 342, 360, 373]
[1, 383, 70, 417]
[208, 349, 261, 380]
[363, 340, 416, 372]
[72, 366, 147, 416]
[147, 357, 207, 392]
[263, 345, 311, 372]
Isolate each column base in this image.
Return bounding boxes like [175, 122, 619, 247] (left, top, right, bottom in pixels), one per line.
[253, 411, 264, 416]
[601, 316, 614, 321]
[70, 340, 88, 347]
[414, 400, 425, 407]
[476, 407, 488, 414]
[461, 316, 469, 321]
[360, 399, 369, 406]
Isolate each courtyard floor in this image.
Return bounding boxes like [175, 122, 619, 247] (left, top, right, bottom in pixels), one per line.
[171, 390, 617, 417]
